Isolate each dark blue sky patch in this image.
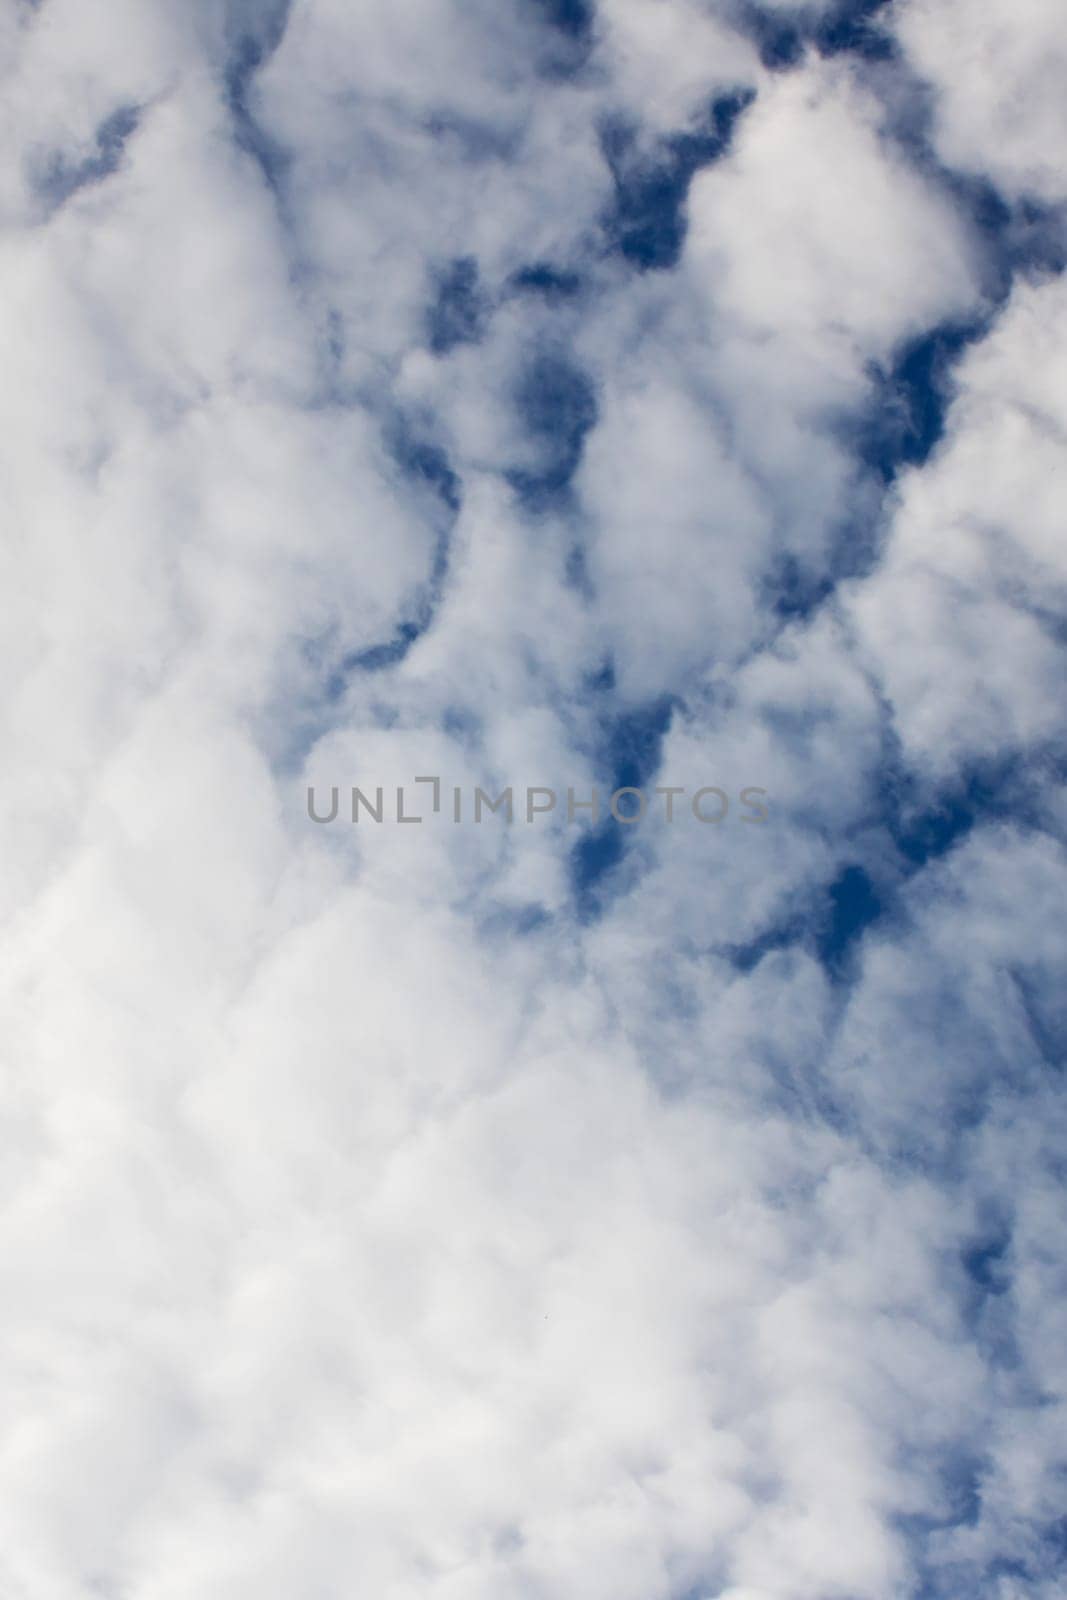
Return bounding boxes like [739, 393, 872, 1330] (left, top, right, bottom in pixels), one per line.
[813, 0, 895, 60]
[527, 0, 597, 77]
[507, 352, 598, 510]
[225, 0, 293, 88]
[961, 1218, 1012, 1300]
[508, 263, 584, 302]
[759, 470, 885, 624]
[733, 0, 892, 68]
[600, 90, 755, 271]
[513, 352, 597, 446]
[570, 821, 626, 909]
[585, 656, 616, 695]
[331, 579, 447, 679]
[570, 696, 676, 917]
[887, 752, 1047, 870]
[389, 424, 463, 518]
[730, 860, 889, 984]
[996, 190, 1067, 282]
[426, 257, 489, 356]
[938, 1456, 984, 1530]
[856, 319, 987, 482]
[599, 696, 677, 794]
[34, 105, 140, 210]
[811, 315, 984, 588]
[527, 0, 594, 39]
[953, 173, 1015, 296]
[802, 748, 1063, 998]
[327, 425, 460, 688]
[441, 705, 482, 744]
[333, 621, 423, 681]
[225, 0, 293, 191]
[764, 554, 835, 623]
[815, 864, 884, 974]
[735, 5, 804, 71]
[1005, 196, 1067, 278]
[893, 786, 986, 869]
[604, 157, 689, 271]
[725, 912, 809, 974]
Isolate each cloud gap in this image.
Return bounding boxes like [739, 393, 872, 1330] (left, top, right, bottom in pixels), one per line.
[329, 427, 461, 688]
[224, 0, 293, 194]
[600, 90, 756, 272]
[570, 695, 676, 917]
[426, 257, 491, 355]
[34, 105, 141, 212]
[507, 350, 599, 510]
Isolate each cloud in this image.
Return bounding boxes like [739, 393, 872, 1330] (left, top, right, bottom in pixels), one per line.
[894, 0, 1067, 204]
[1, 3, 1065, 1598]
[847, 270, 1067, 778]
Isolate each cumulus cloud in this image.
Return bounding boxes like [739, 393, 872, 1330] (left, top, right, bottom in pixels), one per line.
[848, 271, 1067, 777]
[1, 3, 1065, 1598]
[894, 0, 1067, 204]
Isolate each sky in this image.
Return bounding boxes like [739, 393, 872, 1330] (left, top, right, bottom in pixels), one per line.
[1, 1, 1066, 1597]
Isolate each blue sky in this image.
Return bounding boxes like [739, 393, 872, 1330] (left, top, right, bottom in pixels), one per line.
[1, 2, 1066, 1597]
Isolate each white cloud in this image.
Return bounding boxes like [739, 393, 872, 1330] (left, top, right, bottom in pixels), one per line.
[895, 0, 1067, 203]
[848, 271, 1067, 777]
[686, 57, 980, 356]
[1, 3, 1065, 1597]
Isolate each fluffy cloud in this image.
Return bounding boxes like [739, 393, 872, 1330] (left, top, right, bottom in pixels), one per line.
[848, 270, 1067, 777]
[894, 0, 1067, 203]
[1, 3, 1065, 1598]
